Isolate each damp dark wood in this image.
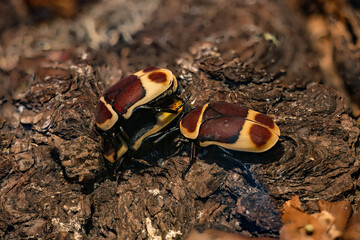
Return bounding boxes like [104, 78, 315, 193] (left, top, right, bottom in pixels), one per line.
[0, 0, 359, 239]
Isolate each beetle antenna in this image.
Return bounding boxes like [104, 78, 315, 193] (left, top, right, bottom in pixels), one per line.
[215, 146, 258, 187]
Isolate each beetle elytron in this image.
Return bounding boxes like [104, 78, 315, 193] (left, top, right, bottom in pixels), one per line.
[179, 102, 280, 176]
[180, 102, 280, 152]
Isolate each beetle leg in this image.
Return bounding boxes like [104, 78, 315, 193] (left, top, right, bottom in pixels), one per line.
[131, 158, 152, 166]
[114, 157, 126, 174]
[134, 105, 179, 114]
[279, 135, 298, 147]
[153, 126, 180, 144]
[217, 149, 257, 188]
[172, 93, 191, 112]
[182, 141, 196, 179]
[117, 125, 138, 153]
[215, 145, 234, 156]
[136, 94, 191, 114]
[176, 93, 191, 111]
[118, 125, 130, 141]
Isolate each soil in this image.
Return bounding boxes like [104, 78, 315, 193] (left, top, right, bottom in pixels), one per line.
[0, 0, 359, 239]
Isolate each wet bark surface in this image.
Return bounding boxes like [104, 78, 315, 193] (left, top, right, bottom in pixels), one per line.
[0, 0, 360, 239]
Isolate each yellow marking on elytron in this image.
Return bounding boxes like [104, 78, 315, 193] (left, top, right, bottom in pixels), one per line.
[180, 103, 209, 140]
[122, 68, 176, 119]
[200, 120, 279, 152]
[171, 75, 178, 93]
[246, 110, 280, 136]
[132, 99, 183, 151]
[104, 137, 128, 163]
[96, 97, 119, 131]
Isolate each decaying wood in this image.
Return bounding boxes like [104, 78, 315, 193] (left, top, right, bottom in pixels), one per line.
[0, 0, 359, 239]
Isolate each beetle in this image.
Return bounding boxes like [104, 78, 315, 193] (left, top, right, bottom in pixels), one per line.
[94, 67, 183, 165]
[101, 96, 185, 165]
[95, 67, 179, 132]
[179, 102, 280, 176]
[180, 102, 280, 152]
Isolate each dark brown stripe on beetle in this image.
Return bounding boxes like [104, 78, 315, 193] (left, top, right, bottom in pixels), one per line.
[208, 102, 248, 118]
[104, 75, 138, 101]
[95, 101, 112, 124]
[249, 124, 272, 147]
[202, 108, 221, 121]
[199, 117, 244, 143]
[180, 106, 203, 133]
[254, 113, 275, 129]
[143, 66, 159, 73]
[148, 72, 167, 83]
[112, 79, 146, 114]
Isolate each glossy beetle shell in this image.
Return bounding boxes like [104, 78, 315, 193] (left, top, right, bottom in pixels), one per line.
[129, 97, 184, 151]
[102, 96, 184, 163]
[180, 102, 280, 152]
[95, 67, 178, 131]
